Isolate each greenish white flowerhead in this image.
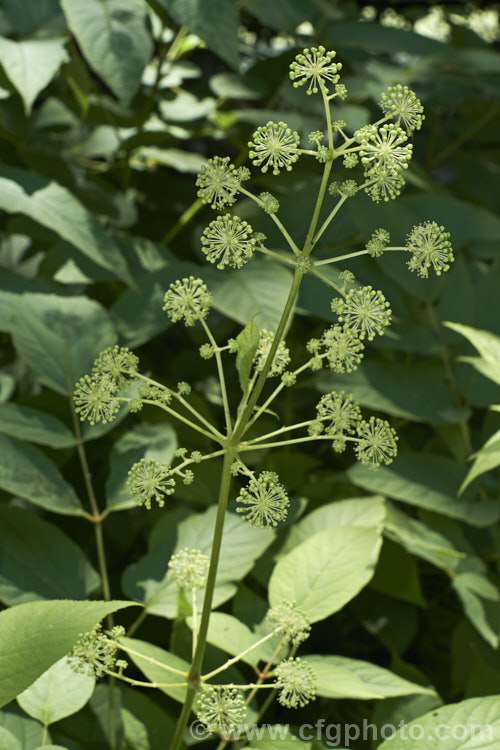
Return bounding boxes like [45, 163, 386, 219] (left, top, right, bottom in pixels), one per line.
[334, 286, 392, 340]
[248, 121, 300, 175]
[406, 221, 454, 278]
[289, 46, 342, 95]
[201, 214, 256, 269]
[127, 458, 175, 509]
[379, 84, 425, 133]
[275, 658, 316, 708]
[196, 685, 246, 736]
[163, 277, 212, 326]
[236, 470, 289, 528]
[196, 156, 250, 210]
[168, 548, 209, 591]
[266, 600, 311, 646]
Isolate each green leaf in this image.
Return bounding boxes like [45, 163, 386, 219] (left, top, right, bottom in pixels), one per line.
[0, 169, 134, 285]
[209, 73, 264, 100]
[10, 293, 116, 395]
[0, 404, 75, 449]
[119, 637, 188, 703]
[0, 710, 46, 749]
[452, 573, 500, 649]
[307, 655, 434, 700]
[446, 322, 500, 380]
[269, 525, 383, 623]
[346, 453, 500, 526]
[0, 727, 21, 750]
[60, 0, 153, 104]
[281, 496, 386, 556]
[106, 422, 177, 511]
[0, 600, 135, 709]
[120, 686, 176, 750]
[17, 658, 94, 725]
[235, 318, 260, 395]
[0, 38, 67, 114]
[460, 429, 500, 494]
[316, 360, 469, 425]
[123, 508, 274, 618]
[249, 727, 312, 748]
[160, 0, 240, 69]
[0, 506, 99, 605]
[377, 695, 500, 749]
[385, 502, 464, 571]
[0, 436, 83, 516]
[211, 262, 294, 333]
[187, 612, 262, 667]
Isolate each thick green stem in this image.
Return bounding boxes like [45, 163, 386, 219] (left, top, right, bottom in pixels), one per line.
[171, 451, 235, 750]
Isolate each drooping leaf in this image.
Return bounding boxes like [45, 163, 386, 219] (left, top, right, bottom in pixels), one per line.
[307, 655, 435, 700]
[60, 0, 153, 104]
[0, 404, 75, 449]
[0, 600, 135, 709]
[10, 293, 116, 395]
[160, 0, 240, 69]
[452, 572, 500, 649]
[0, 436, 83, 516]
[123, 508, 274, 618]
[17, 658, 95, 725]
[118, 637, 188, 703]
[235, 318, 260, 395]
[211, 262, 294, 333]
[346, 453, 500, 527]
[377, 695, 500, 749]
[0, 727, 22, 750]
[459, 429, 500, 494]
[0, 169, 134, 285]
[0, 506, 99, 605]
[0, 38, 68, 114]
[269, 525, 383, 623]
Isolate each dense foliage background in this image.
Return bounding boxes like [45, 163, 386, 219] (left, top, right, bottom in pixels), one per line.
[1, 0, 500, 748]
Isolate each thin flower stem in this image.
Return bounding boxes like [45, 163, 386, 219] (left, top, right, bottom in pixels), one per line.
[244, 419, 318, 445]
[312, 194, 348, 248]
[321, 84, 333, 153]
[314, 246, 407, 266]
[256, 246, 296, 267]
[244, 360, 313, 433]
[239, 187, 300, 256]
[201, 319, 232, 435]
[135, 372, 224, 439]
[118, 397, 223, 443]
[310, 267, 344, 296]
[161, 198, 203, 246]
[202, 631, 279, 680]
[242, 434, 351, 451]
[116, 643, 188, 677]
[106, 671, 185, 689]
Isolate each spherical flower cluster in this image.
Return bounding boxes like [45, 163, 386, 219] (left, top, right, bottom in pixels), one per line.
[266, 601, 311, 646]
[258, 192, 280, 215]
[355, 417, 398, 467]
[359, 124, 412, 172]
[334, 286, 392, 340]
[236, 471, 289, 528]
[406, 221, 454, 278]
[74, 374, 119, 426]
[254, 330, 291, 377]
[275, 658, 316, 708]
[289, 46, 342, 94]
[343, 153, 359, 169]
[315, 391, 361, 435]
[379, 84, 425, 133]
[364, 164, 406, 203]
[321, 325, 365, 373]
[68, 626, 119, 678]
[201, 214, 256, 269]
[366, 228, 390, 258]
[127, 458, 175, 509]
[168, 548, 209, 591]
[308, 130, 325, 145]
[248, 121, 300, 175]
[196, 685, 246, 736]
[92, 345, 139, 388]
[329, 180, 358, 198]
[138, 382, 172, 406]
[163, 277, 212, 326]
[334, 83, 348, 100]
[196, 156, 250, 210]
